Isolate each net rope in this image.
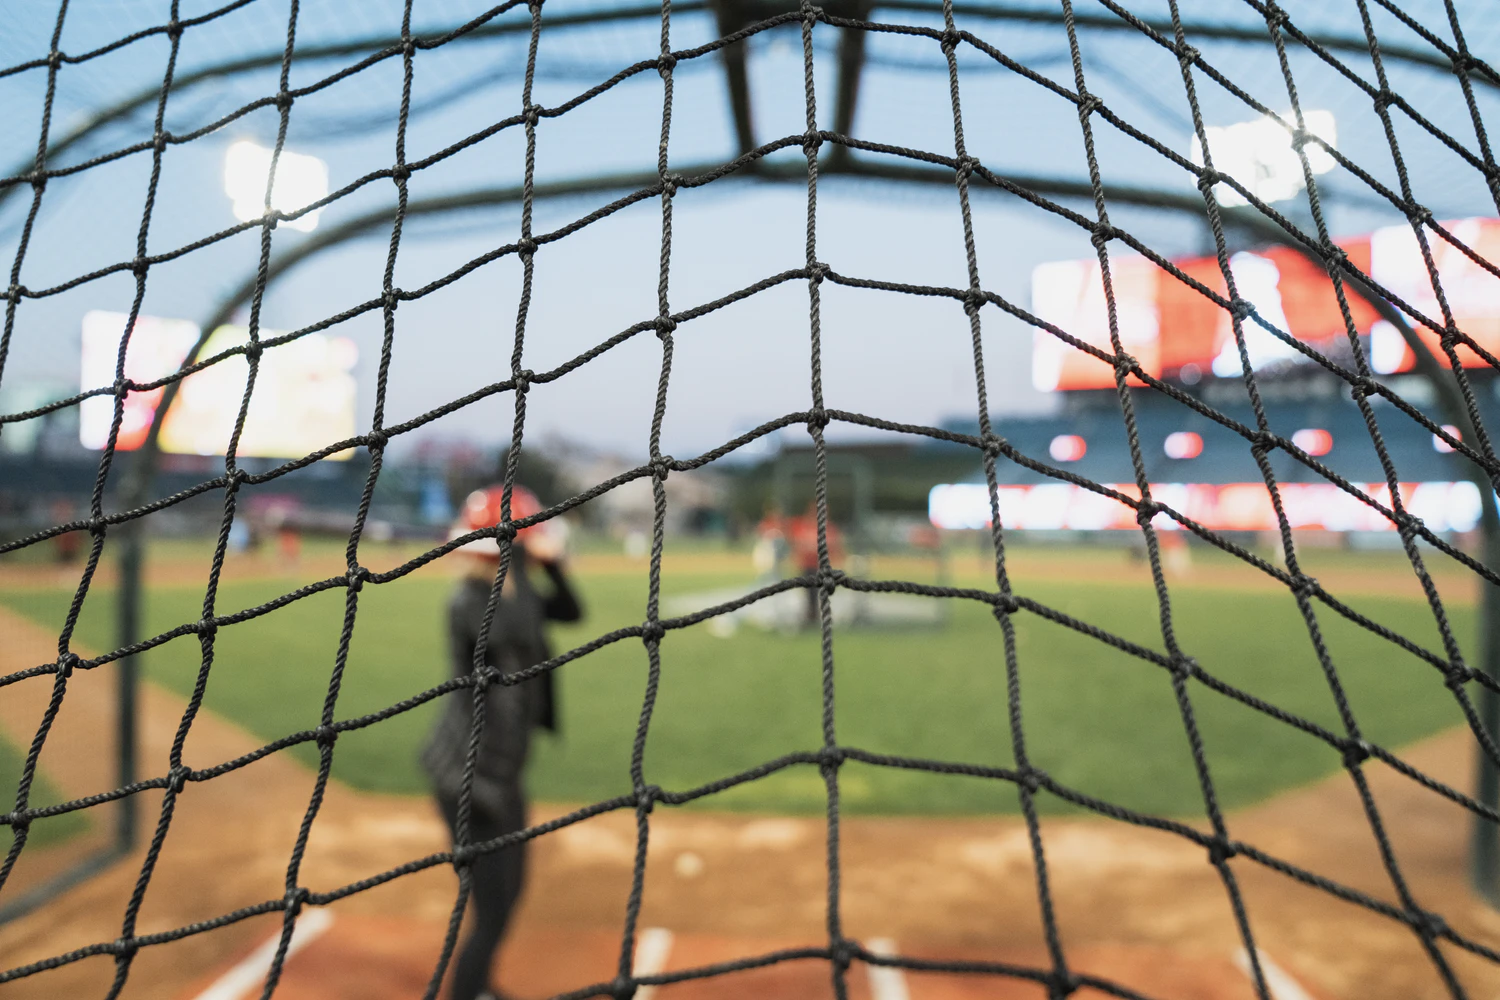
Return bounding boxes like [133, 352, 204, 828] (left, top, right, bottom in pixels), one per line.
[1, 1, 1499, 998]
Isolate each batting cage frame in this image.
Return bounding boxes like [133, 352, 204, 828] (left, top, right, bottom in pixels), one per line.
[3, 1, 1500, 999]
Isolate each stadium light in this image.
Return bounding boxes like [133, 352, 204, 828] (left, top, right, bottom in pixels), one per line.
[1190, 110, 1337, 207]
[1291, 428, 1333, 456]
[1163, 431, 1203, 460]
[1049, 434, 1086, 462]
[223, 139, 328, 232]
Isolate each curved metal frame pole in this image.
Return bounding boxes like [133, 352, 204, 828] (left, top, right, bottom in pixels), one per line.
[2, 1, 1487, 217]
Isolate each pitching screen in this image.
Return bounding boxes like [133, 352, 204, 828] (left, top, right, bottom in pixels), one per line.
[79, 310, 358, 459]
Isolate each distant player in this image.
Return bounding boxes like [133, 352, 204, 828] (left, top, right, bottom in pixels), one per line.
[421, 484, 582, 1000]
[782, 502, 844, 628]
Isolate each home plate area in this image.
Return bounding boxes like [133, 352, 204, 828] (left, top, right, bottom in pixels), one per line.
[175, 913, 1318, 1000]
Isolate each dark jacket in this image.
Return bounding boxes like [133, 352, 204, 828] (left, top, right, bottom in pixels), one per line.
[421, 555, 581, 817]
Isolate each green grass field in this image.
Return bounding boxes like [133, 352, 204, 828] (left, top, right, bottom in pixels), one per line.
[0, 734, 89, 847]
[0, 548, 1475, 818]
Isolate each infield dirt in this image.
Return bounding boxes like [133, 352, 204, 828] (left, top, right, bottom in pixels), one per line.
[2, 557, 1498, 999]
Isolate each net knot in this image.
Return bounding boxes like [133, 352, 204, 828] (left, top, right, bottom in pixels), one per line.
[1251, 430, 1278, 455]
[1262, 3, 1290, 28]
[402, 37, 417, 57]
[391, 163, 412, 182]
[131, 256, 149, 277]
[636, 784, 662, 812]
[88, 514, 107, 537]
[167, 764, 191, 794]
[994, 594, 1019, 616]
[1319, 240, 1348, 268]
[940, 27, 961, 53]
[524, 103, 542, 127]
[113, 935, 138, 959]
[1290, 574, 1318, 598]
[27, 171, 45, 192]
[610, 975, 637, 1000]
[517, 237, 539, 257]
[657, 52, 677, 77]
[383, 287, 401, 310]
[808, 261, 830, 284]
[153, 131, 169, 153]
[56, 651, 81, 679]
[1207, 839, 1238, 866]
[817, 567, 843, 594]
[1018, 766, 1046, 794]
[1413, 910, 1449, 940]
[1113, 352, 1138, 376]
[1076, 93, 1103, 118]
[346, 566, 368, 592]
[4, 810, 28, 831]
[1090, 223, 1118, 247]
[196, 616, 217, 640]
[1288, 127, 1313, 153]
[1195, 169, 1220, 194]
[803, 130, 824, 156]
[1373, 88, 1396, 112]
[1229, 297, 1256, 321]
[660, 174, 680, 198]
[807, 408, 830, 431]
[654, 315, 677, 337]
[641, 619, 666, 644]
[1444, 666, 1474, 692]
[47, 50, 62, 71]
[365, 428, 389, 452]
[166, 19, 184, 40]
[1048, 971, 1081, 998]
[515, 369, 535, 393]
[651, 456, 673, 480]
[831, 937, 856, 969]
[1407, 205, 1433, 226]
[1341, 739, 1373, 769]
[800, 1, 825, 24]
[6, 283, 23, 302]
[1169, 655, 1199, 682]
[313, 724, 338, 749]
[955, 154, 979, 179]
[275, 90, 293, 111]
[818, 745, 846, 770]
[1392, 510, 1420, 539]
[452, 842, 479, 868]
[962, 287, 985, 315]
[1134, 501, 1161, 526]
[1175, 42, 1200, 67]
[980, 433, 1004, 459]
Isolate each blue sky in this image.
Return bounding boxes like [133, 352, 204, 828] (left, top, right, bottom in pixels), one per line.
[2, 0, 1498, 463]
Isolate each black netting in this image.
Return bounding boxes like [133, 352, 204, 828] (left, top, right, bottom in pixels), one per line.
[2, 1, 1500, 998]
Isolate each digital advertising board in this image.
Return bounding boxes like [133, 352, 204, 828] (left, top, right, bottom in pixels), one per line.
[1031, 217, 1500, 392]
[79, 310, 358, 459]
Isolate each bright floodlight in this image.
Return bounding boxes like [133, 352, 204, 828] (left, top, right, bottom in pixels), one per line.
[1190, 110, 1337, 207]
[223, 140, 328, 232]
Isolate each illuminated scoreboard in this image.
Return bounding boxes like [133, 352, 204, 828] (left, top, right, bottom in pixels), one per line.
[1031, 217, 1500, 391]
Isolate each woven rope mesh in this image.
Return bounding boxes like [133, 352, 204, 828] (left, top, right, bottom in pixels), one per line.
[3, 0, 1500, 997]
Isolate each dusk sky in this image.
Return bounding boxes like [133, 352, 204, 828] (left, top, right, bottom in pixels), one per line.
[2, 0, 1498, 464]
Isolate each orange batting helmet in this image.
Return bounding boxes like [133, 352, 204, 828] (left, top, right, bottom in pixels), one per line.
[450, 484, 545, 558]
